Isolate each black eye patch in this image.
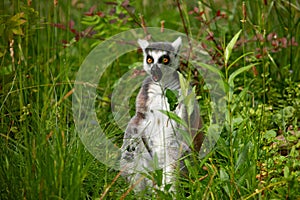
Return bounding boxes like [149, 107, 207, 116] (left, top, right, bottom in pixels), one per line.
[158, 55, 170, 65]
[146, 55, 154, 64]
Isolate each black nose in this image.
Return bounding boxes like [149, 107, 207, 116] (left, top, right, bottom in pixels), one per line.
[150, 64, 162, 82]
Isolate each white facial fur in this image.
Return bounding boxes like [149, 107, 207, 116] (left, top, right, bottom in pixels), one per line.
[137, 37, 182, 82]
[144, 50, 169, 71]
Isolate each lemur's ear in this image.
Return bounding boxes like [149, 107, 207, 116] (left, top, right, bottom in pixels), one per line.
[138, 39, 149, 52]
[172, 37, 182, 55]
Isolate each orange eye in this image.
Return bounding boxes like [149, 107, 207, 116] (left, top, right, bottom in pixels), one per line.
[163, 58, 169, 64]
[147, 57, 153, 64]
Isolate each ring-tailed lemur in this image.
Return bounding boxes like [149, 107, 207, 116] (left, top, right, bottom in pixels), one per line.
[120, 37, 202, 192]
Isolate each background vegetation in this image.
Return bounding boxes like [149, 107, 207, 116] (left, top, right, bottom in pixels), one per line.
[0, 0, 299, 199]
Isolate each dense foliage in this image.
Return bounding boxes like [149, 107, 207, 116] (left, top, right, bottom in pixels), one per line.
[0, 0, 299, 199]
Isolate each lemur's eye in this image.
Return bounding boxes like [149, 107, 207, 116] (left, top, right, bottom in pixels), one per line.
[163, 57, 169, 64]
[146, 56, 153, 64]
[159, 55, 170, 65]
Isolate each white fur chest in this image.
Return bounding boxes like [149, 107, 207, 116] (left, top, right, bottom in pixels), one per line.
[143, 83, 186, 166]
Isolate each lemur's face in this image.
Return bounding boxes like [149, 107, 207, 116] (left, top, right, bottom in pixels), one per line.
[138, 37, 182, 82]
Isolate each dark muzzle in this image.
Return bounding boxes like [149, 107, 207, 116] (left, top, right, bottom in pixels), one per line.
[150, 64, 162, 82]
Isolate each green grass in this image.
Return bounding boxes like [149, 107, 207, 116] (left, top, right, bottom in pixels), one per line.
[0, 0, 299, 199]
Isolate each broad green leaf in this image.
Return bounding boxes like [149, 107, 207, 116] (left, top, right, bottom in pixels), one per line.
[224, 30, 242, 66]
[154, 169, 163, 187]
[228, 63, 259, 88]
[178, 73, 196, 116]
[228, 63, 259, 101]
[284, 166, 289, 178]
[159, 110, 188, 128]
[179, 72, 188, 97]
[183, 91, 195, 116]
[263, 130, 277, 140]
[165, 89, 178, 111]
